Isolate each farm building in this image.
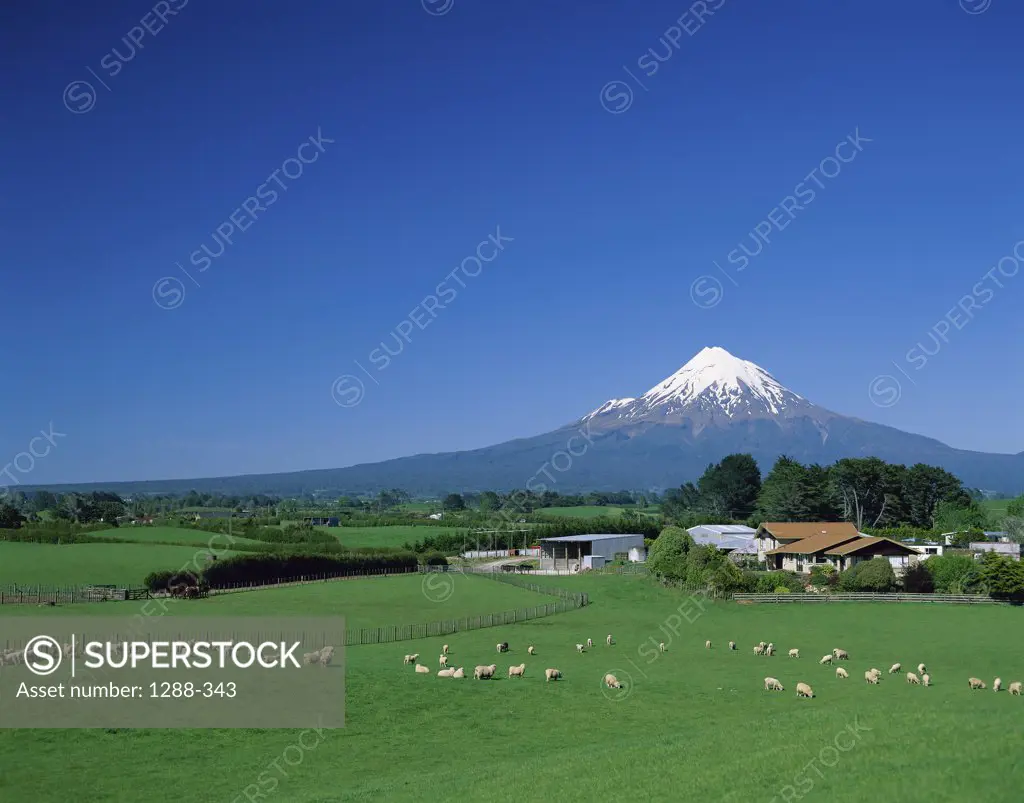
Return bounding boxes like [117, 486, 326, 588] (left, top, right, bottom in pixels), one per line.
[823, 537, 923, 574]
[305, 516, 339, 527]
[754, 522, 862, 564]
[538, 533, 646, 572]
[969, 542, 1021, 561]
[761, 524, 921, 575]
[688, 525, 758, 559]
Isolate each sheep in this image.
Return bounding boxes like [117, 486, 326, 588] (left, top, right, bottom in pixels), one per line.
[836, 667, 849, 679]
[451, 667, 465, 678]
[796, 682, 814, 698]
[889, 663, 901, 674]
[474, 664, 497, 680]
[545, 668, 562, 682]
[917, 663, 926, 675]
[508, 663, 526, 678]
[528, 645, 536, 655]
[576, 643, 585, 653]
[833, 649, 849, 661]
[318, 646, 335, 667]
[753, 644, 765, 655]
[587, 638, 593, 649]
[1008, 681, 1021, 696]
[302, 651, 321, 666]
[968, 677, 986, 690]
[906, 672, 920, 685]
[415, 664, 430, 674]
[764, 676, 784, 691]
[865, 670, 879, 685]
[604, 673, 622, 689]
[728, 641, 736, 650]
[766, 644, 776, 656]
[437, 668, 455, 677]
[403, 654, 419, 665]
[442, 644, 449, 655]
[922, 673, 931, 687]
[659, 642, 666, 652]
[439, 655, 448, 668]
[496, 642, 508, 654]
[819, 654, 832, 665]
[870, 668, 882, 678]
[705, 640, 712, 649]
[606, 634, 613, 646]
[758, 641, 767, 650]
[994, 677, 1002, 692]
[788, 649, 800, 659]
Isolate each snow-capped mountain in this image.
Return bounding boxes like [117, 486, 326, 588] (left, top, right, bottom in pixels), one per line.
[581, 346, 820, 429]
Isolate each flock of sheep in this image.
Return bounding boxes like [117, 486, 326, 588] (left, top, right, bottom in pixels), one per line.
[302, 646, 336, 668]
[697, 639, 1023, 699]
[403, 634, 620, 687]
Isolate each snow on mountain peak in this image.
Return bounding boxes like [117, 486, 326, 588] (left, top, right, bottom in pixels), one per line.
[581, 346, 807, 423]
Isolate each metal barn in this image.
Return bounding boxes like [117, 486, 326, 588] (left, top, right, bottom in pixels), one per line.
[538, 533, 646, 572]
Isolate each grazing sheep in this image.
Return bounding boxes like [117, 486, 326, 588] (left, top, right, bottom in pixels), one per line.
[889, 663, 901, 674]
[415, 664, 430, 674]
[922, 673, 931, 687]
[865, 671, 879, 684]
[764, 676, 784, 691]
[968, 677, 986, 690]
[728, 641, 736, 650]
[451, 667, 465, 679]
[528, 645, 536, 655]
[789, 649, 800, 659]
[606, 634, 613, 646]
[604, 673, 622, 689]
[796, 682, 814, 698]
[545, 668, 562, 682]
[870, 668, 882, 678]
[587, 638, 593, 649]
[302, 651, 321, 666]
[439, 655, 448, 668]
[659, 642, 666, 652]
[496, 643, 505, 654]
[758, 641, 767, 650]
[705, 640, 712, 649]
[499, 642, 509, 653]
[403, 654, 416, 665]
[1008, 681, 1021, 696]
[836, 667, 849, 679]
[318, 646, 335, 667]
[508, 663, 526, 678]
[437, 668, 455, 677]
[819, 654, 832, 665]
[994, 677, 1002, 692]
[576, 643, 585, 653]
[474, 664, 497, 680]
[906, 672, 920, 685]
[753, 645, 765, 655]
[766, 644, 776, 656]
[833, 649, 848, 661]
[917, 663, 926, 675]
[442, 644, 449, 655]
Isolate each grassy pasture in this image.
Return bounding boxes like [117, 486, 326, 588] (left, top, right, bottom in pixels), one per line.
[321, 525, 464, 549]
[0, 542, 236, 587]
[87, 526, 264, 547]
[2, 574, 1022, 801]
[533, 505, 627, 518]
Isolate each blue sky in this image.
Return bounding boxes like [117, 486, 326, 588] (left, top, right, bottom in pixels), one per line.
[3, 0, 1022, 486]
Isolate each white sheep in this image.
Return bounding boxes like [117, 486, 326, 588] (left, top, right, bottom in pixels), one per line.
[415, 663, 430, 674]
[766, 644, 776, 656]
[442, 644, 449, 655]
[889, 663, 901, 674]
[659, 642, 666, 652]
[865, 670, 879, 684]
[318, 646, 335, 667]
[705, 640, 712, 649]
[474, 664, 497, 680]
[451, 667, 465, 678]
[994, 677, 1002, 692]
[496, 643, 504, 654]
[968, 677, 986, 690]
[870, 668, 882, 678]
[508, 663, 526, 678]
[833, 649, 848, 661]
[528, 645, 536, 655]
[604, 673, 622, 689]
[917, 663, 926, 675]
[607, 634, 613, 646]
[906, 672, 920, 685]
[728, 641, 736, 650]
[796, 682, 814, 698]
[439, 654, 448, 668]
[576, 643, 585, 653]
[836, 667, 848, 679]
[403, 653, 419, 665]
[922, 673, 931, 687]
[764, 676, 784, 691]
[302, 651, 321, 666]
[754, 645, 766, 656]
[758, 641, 767, 650]
[437, 668, 455, 677]
[819, 654, 832, 665]
[545, 668, 561, 682]
[788, 648, 800, 659]
[1008, 681, 1021, 696]
[587, 638, 593, 648]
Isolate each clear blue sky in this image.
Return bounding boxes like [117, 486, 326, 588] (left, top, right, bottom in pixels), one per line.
[3, 0, 1023, 485]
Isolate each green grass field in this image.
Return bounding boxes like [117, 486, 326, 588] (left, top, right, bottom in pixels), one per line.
[2, 573, 1022, 801]
[980, 497, 1015, 520]
[88, 526, 264, 547]
[534, 505, 627, 518]
[320, 525, 464, 549]
[0, 542, 236, 587]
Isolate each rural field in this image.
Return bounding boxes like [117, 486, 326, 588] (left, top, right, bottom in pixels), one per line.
[89, 526, 265, 547]
[0, 541, 236, 587]
[322, 525, 464, 549]
[1, 573, 1021, 801]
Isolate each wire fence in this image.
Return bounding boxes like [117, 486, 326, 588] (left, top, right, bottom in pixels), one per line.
[733, 592, 1017, 605]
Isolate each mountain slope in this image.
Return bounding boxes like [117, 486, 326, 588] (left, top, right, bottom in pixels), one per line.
[24, 347, 1024, 496]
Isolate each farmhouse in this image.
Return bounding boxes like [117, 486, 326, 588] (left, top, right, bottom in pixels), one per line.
[822, 537, 922, 574]
[760, 523, 921, 575]
[754, 522, 862, 564]
[538, 533, 646, 572]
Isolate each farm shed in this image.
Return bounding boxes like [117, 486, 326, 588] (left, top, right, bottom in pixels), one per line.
[538, 533, 645, 572]
[687, 524, 757, 543]
[969, 542, 1021, 561]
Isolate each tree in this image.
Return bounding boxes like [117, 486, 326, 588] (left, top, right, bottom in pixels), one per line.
[0, 502, 25, 529]
[925, 554, 980, 594]
[901, 561, 934, 593]
[695, 453, 762, 519]
[932, 500, 989, 533]
[478, 491, 500, 512]
[838, 558, 896, 592]
[442, 493, 466, 512]
[901, 464, 972, 528]
[828, 458, 902, 530]
[758, 457, 831, 521]
[1007, 495, 1024, 518]
[276, 499, 300, 519]
[646, 526, 695, 582]
[978, 551, 1024, 601]
[29, 490, 58, 514]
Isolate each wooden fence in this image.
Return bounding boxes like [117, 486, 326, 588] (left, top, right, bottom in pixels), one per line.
[0, 586, 153, 605]
[734, 593, 1015, 605]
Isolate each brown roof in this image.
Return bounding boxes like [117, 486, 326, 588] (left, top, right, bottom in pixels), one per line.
[757, 522, 861, 542]
[765, 530, 863, 556]
[824, 537, 920, 556]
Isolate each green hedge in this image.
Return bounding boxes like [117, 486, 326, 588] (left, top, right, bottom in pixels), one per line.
[199, 551, 418, 587]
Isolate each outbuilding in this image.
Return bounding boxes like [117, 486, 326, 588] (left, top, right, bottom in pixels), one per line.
[538, 533, 646, 572]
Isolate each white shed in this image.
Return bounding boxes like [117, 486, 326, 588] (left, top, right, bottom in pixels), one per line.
[539, 533, 646, 572]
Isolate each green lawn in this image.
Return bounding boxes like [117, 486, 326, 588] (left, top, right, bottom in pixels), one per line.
[0, 542, 237, 587]
[980, 497, 1017, 520]
[88, 526, 265, 547]
[2, 574, 1022, 801]
[320, 525, 462, 549]
[534, 505, 627, 518]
